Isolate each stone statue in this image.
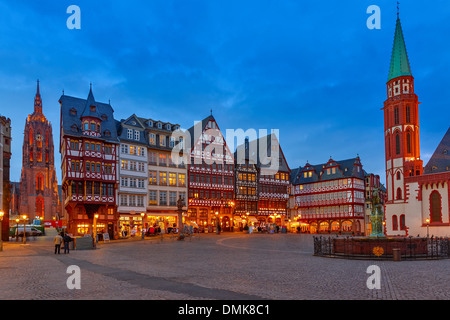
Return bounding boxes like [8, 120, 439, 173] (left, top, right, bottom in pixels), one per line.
[369, 188, 385, 237]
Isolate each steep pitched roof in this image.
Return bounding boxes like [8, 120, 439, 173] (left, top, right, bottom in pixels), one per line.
[235, 133, 290, 174]
[186, 114, 214, 150]
[423, 127, 450, 174]
[291, 157, 364, 185]
[80, 87, 102, 120]
[387, 16, 413, 82]
[59, 90, 119, 143]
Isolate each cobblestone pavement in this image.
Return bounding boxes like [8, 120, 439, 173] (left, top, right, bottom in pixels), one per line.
[0, 233, 449, 300]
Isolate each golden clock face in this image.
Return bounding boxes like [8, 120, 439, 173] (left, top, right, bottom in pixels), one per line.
[36, 134, 43, 141]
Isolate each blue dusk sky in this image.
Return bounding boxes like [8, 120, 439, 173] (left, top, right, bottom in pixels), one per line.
[0, 0, 449, 184]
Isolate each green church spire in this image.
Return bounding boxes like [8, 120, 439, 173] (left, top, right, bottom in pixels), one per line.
[387, 16, 412, 82]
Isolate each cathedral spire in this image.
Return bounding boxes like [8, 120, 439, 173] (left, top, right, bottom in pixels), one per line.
[34, 79, 43, 114]
[387, 14, 412, 82]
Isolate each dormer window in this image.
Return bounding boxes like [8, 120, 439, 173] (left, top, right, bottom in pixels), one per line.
[134, 130, 140, 141]
[70, 108, 77, 116]
[71, 124, 78, 132]
[101, 114, 108, 121]
[90, 105, 96, 112]
[104, 129, 111, 137]
[148, 121, 153, 127]
[166, 124, 171, 130]
[158, 122, 162, 129]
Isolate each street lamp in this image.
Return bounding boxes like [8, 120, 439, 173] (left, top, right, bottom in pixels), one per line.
[22, 215, 28, 244]
[141, 212, 145, 240]
[0, 211, 4, 252]
[426, 218, 430, 238]
[177, 196, 185, 241]
[93, 214, 99, 248]
[215, 211, 220, 235]
[15, 218, 19, 242]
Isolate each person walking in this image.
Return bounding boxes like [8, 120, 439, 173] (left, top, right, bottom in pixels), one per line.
[54, 232, 63, 254]
[63, 233, 72, 254]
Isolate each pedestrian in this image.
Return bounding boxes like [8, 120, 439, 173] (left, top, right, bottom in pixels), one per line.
[63, 233, 72, 254]
[54, 232, 63, 254]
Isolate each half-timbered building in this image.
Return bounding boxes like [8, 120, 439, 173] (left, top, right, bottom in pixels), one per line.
[59, 87, 119, 239]
[186, 114, 235, 232]
[234, 138, 259, 229]
[291, 157, 366, 234]
[254, 134, 290, 227]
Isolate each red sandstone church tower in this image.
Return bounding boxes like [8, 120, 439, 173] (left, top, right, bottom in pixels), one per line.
[383, 14, 423, 206]
[19, 81, 60, 222]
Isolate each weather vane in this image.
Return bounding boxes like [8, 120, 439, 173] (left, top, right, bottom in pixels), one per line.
[397, 1, 400, 16]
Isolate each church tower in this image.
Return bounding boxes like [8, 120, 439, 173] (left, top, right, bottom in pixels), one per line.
[19, 81, 60, 222]
[383, 13, 423, 206]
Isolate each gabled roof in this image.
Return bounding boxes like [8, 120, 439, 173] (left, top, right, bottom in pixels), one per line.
[186, 114, 214, 150]
[116, 115, 148, 146]
[424, 127, 450, 174]
[235, 133, 290, 175]
[121, 114, 146, 129]
[387, 16, 413, 82]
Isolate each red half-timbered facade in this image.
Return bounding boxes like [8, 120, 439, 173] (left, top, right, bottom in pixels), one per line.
[60, 87, 120, 239]
[292, 157, 366, 234]
[186, 114, 235, 232]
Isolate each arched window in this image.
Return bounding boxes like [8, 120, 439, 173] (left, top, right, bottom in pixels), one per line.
[406, 131, 411, 154]
[395, 133, 401, 155]
[36, 174, 44, 191]
[397, 188, 402, 200]
[392, 215, 398, 231]
[29, 127, 33, 146]
[430, 191, 442, 223]
[396, 171, 401, 180]
[400, 214, 406, 230]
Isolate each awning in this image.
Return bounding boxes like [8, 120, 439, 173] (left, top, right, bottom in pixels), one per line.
[248, 217, 258, 222]
[234, 217, 243, 222]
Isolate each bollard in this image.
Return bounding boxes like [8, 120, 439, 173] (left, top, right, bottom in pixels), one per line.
[392, 248, 401, 261]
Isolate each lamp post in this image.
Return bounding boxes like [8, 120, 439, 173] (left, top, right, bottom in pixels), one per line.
[0, 211, 4, 252]
[426, 218, 430, 238]
[177, 196, 185, 241]
[141, 212, 146, 240]
[93, 214, 99, 248]
[22, 215, 27, 244]
[15, 218, 19, 242]
[215, 211, 219, 235]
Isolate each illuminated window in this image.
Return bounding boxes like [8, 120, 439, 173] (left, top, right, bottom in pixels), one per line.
[169, 173, 177, 186]
[149, 133, 156, 145]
